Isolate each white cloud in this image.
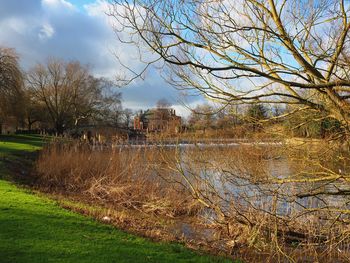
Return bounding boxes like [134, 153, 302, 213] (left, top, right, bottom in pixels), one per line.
[3, 17, 28, 35]
[0, 0, 205, 117]
[38, 22, 55, 40]
[84, 0, 109, 17]
[41, 0, 75, 11]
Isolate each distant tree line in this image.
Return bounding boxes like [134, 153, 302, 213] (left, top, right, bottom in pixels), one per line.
[0, 45, 344, 139]
[0, 46, 133, 135]
[187, 103, 343, 139]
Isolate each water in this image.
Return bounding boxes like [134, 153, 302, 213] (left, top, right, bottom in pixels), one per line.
[105, 141, 350, 218]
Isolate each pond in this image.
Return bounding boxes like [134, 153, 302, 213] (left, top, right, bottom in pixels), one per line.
[112, 141, 350, 218]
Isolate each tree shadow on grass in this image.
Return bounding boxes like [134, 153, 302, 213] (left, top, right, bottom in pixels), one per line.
[0, 135, 47, 153]
[0, 135, 46, 181]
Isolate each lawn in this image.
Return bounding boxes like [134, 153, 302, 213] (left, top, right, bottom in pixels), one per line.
[0, 135, 234, 263]
[0, 134, 46, 155]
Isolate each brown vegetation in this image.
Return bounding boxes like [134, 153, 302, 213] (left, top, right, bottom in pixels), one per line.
[33, 139, 350, 262]
[35, 142, 199, 217]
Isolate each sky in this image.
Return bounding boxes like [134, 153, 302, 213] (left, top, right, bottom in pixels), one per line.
[0, 0, 202, 117]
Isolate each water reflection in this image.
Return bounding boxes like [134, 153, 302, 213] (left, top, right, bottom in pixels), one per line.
[133, 143, 350, 220]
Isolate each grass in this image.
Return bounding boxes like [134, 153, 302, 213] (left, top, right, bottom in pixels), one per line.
[0, 134, 46, 155]
[0, 134, 234, 263]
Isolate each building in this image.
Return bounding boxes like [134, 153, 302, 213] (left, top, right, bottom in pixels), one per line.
[134, 108, 181, 134]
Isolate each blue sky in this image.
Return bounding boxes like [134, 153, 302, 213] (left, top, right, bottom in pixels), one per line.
[69, 0, 95, 7]
[0, 0, 201, 116]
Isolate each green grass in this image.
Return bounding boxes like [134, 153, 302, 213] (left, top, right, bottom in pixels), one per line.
[0, 134, 46, 156]
[0, 135, 235, 263]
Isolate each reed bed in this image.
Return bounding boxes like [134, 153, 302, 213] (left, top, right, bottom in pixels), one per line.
[34, 140, 350, 262]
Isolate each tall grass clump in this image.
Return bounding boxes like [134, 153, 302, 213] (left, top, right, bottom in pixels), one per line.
[35, 142, 200, 217]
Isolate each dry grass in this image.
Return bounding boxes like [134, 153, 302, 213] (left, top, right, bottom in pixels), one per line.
[35, 142, 200, 218]
[34, 140, 350, 262]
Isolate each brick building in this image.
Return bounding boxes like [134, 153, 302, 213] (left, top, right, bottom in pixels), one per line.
[134, 108, 181, 133]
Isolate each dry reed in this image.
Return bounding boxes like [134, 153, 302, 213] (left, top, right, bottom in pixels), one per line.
[34, 140, 350, 262]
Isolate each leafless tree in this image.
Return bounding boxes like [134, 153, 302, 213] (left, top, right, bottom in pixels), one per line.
[26, 59, 120, 133]
[122, 108, 133, 128]
[109, 0, 350, 134]
[0, 47, 22, 96]
[188, 104, 215, 130]
[108, 2, 350, 258]
[0, 47, 24, 132]
[23, 88, 48, 130]
[156, 98, 171, 109]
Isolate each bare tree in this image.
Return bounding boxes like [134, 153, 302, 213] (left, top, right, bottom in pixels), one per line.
[0, 47, 22, 96]
[122, 108, 133, 128]
[0, 47, 24, 132]
[108, 102, 124, 128]
[109, 0, 350, 134]
[188, 104, 215, 130]
[26, 59, 119, 133]
[108, 3, 350, 258]
[156, 98, 171, 109]
[23, 88, 48, 130]
[70, 76, 120, 127]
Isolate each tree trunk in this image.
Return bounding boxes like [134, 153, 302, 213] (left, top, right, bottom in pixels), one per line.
[55, 122, 64, 135]
[28, 118, 32, 131]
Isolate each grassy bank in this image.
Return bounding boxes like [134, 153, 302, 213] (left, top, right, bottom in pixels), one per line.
[0, 134, 45, 155]
[0, 135, 232, 263]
